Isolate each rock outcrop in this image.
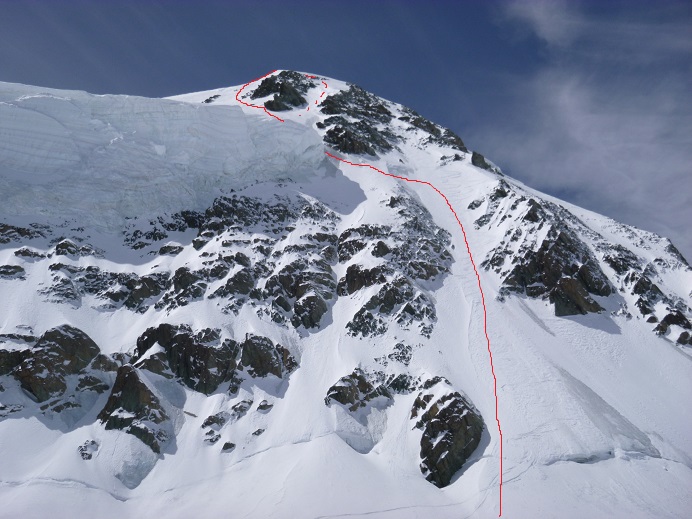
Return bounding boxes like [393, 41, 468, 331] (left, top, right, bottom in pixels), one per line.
[324, 368, 392, 412]
[98, 365, 171, 454]
[14, 325, 100, 403]
[411, 380, 484, 487]
[133, 324, 297, 394]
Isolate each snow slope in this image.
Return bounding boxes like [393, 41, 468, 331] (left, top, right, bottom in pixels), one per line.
[0, 72, 691, 518]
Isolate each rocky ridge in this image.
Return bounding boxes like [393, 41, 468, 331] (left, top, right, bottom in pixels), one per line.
[469, 179, 691, 344]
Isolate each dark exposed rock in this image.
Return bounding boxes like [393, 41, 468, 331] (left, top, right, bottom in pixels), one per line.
[158, 244, 183, 256]
[76, 374, 109, 394]
[78, 439, 99, 460]
[54, 239, 98, 257]
[341, 194, 452, 338]
[14, 325, 100, 402]
[229, 399, 253, 422]
[202, 412, 229, 429]
[221, 441, 236, 452]
[433, 129, 468, 153]
[348, 277, 436, 338]
[677, 331, 691, 345]
[204, 430, 221, 444]
[318, 84, 397, 156]
[41, 263, 169, 312]
[121, 273, 169, 312]
[398, 108, 469, 153]
[663, 242, 689, 267]
[321, 85, 392, 124]
[197, 407, 233, 444]
[421, 376, 451, 390]
[477, 189, 689, 327]
[654, 311, 692, 335]
[498, 226, 611, 317]
[264, 86, 305, 111]
[346, 308, 387, 338]
[264, 257, 336, 329]
[134, 325, 296, 392]
[48, 399, 81, 413]
[372, 240, 391, 258]
[251, 71, 314, 111]
[631, 275, 663, 298]
[257, 400, 273, 411]
[323, 123, 393, 156]
[98, 365, 170, 454]
[619, 270, 670, 322]
[212, 268, 254, 297]
[522, 199, 545, 224]
[325, 368, 392, 412]
[203, 94, 220, 104]
[550, 278, 604, 316]
[345, 226, 441, 337]
[204, 195, 298, 232]
[0, 223, 45, 244]
[468, 199, 484, 211]
[172, 266, 203, 292]
[591, 234, 692, 338]
[411, 384, 484, 488]
[385, 373, 419, 394]
[156, 267, 207, 309]
[337, 264, 388, 296]
[14, 247, 46, 259]
[0, 333, 36, 344]
[387, 342, 413, 366]
[239, 335, 296, 378]
[489, 183, 510, 204]
[603, 245, 641, 275]
[401, 110, 441, 136]
[0, 349, 29, 376]
[474, 214, 493, 228]
[252, 428, 265, 436]
[134, 324, 237, 394]
[338, 225, 391, 262]
[0, 403, 23, 416]
[0, 265, 25, 279]
[291, 293, 328, 329]
[471, 151, 492, 170]
[123, 221, 171, 250]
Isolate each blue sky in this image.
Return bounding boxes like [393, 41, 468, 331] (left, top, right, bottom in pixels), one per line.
[2, 0, 690, 259]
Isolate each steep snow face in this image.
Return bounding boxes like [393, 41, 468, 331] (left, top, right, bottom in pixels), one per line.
[1, 71, 691, 519]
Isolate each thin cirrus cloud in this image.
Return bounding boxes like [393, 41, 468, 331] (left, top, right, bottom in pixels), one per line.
[476, 0, 692, 260]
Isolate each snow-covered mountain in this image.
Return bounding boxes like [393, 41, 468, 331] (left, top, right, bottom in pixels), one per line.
[0, 70, 690, 518]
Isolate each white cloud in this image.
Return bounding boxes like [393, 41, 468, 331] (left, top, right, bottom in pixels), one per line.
[504, 0, 692, 57]
[503, 0, 582, 46]
[479, 1, 692, 260]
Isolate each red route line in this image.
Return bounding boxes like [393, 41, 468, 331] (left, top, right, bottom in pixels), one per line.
[325, 152, 504, 517]
[304, 77, 328, 115]
[234, 71, 503, 516]
[235, 70, 329, 119]
[235, 69, 285, 122]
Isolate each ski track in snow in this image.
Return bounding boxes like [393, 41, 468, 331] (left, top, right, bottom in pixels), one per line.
[232, 71, 504, 515]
